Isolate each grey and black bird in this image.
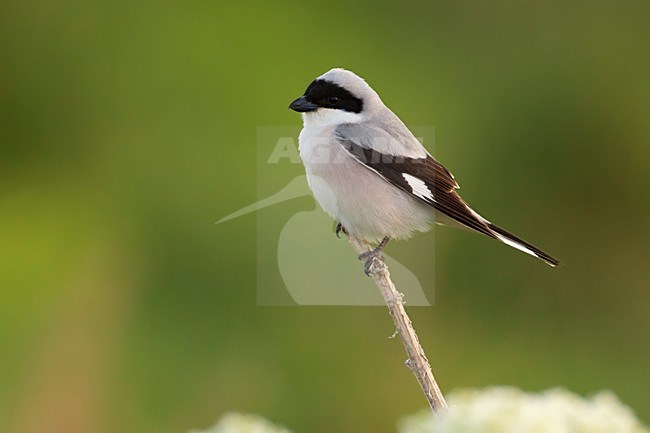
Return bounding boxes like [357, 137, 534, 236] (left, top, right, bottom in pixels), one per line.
[289, 68, 560, 274]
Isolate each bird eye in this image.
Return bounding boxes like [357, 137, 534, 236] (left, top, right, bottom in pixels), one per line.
[328, 96, 340, 104]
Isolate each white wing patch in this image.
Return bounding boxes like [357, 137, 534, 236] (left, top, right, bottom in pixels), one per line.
[402, 173, 434, 202]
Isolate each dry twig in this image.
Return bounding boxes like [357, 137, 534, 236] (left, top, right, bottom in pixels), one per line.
[347, 234, 447, 413]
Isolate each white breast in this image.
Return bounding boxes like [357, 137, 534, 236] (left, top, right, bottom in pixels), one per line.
[298, 124, 434, 243]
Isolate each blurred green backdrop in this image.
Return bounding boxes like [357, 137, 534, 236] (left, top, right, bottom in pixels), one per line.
[1, 0, 648, 432]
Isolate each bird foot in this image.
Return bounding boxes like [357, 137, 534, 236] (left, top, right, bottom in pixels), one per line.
[356, 236, 390, 276]
[335, 222, 348, 238]
[358, 251, 385, 276]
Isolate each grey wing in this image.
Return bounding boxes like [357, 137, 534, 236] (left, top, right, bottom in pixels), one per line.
[334, 126, 498, 239]
[336, 118, 428, 159]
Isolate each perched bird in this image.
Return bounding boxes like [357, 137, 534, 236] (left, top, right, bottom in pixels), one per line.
[289, 68, 559, 274]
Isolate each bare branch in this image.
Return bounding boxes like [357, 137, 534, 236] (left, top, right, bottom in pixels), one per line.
[347, 234, 447, 413]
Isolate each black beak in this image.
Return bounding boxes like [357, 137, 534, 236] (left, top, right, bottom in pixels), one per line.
[289, 96, 318, 112]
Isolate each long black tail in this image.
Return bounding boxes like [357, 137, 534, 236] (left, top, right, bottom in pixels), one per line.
[486, 222, 561, 267]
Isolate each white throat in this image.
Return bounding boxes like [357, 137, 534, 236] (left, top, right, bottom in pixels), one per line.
[302, 108, 364, 128]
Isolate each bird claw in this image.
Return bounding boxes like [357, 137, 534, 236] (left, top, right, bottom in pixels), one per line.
[358, 250, 384, 276]
[357, 250, 375, 261]
[357, 236, 390, 276]
[335, 222, 347, 238]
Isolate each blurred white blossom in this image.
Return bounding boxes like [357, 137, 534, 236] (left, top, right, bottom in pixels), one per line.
[187, 388, 647, 433]
[189, 413, 292, 433]
[399, 387, 648, 433]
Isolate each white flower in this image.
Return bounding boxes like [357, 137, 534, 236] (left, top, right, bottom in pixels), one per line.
[399, 387, 648, 433]
[189, 413, 292, 433]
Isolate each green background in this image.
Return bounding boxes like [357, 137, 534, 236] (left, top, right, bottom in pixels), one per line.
[1, 1, 648, 432]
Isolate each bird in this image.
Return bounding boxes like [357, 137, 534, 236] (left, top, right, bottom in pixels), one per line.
[289, 68, 560, 275]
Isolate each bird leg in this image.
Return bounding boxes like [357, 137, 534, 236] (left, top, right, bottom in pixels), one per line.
[358, 236, 390, 276]
[335, 222, 348, 238]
